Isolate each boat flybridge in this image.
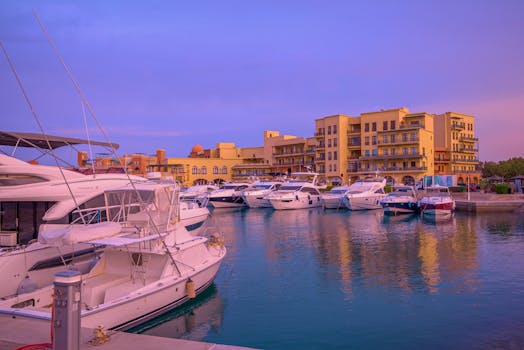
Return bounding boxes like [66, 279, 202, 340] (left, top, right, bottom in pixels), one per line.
[342, 177, 387, 210]
[266, 172, 322, 210]
[241, 180, 283, 208]
[179, 184, 219, 207]
[380, 185, 419, 215]
[0, 181, 226, 331]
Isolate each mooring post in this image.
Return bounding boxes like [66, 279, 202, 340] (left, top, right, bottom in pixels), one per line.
[53, 270, 81, 350]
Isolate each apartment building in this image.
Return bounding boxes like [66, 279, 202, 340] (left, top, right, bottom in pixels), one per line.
[315, 107, 478, 186]
[80, 107, 480, 187]
[434, 112, 480, 184]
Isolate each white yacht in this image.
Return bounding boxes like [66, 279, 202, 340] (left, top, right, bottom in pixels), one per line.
[342, 177, 387, 210]
[179, 184, 219, 207]
[419, 185, 455, 217]
[0, 182, 226, 331]
[321, 185, 350, 209]
[0, 154, 149, 299]
[241, 180, 283, 208]
[208, 182, 251, 208]
[266, 172, 322, 210]
[380, 185, 419, 215]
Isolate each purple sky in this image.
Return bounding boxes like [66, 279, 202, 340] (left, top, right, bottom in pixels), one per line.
[1, 0, 523, 162]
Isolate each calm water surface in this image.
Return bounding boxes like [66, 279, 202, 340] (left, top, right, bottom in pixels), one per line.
[130, 209, 524, 349]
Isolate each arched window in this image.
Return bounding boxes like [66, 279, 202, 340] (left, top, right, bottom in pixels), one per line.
[222, 166, 228, 174]
[201, 166, 207, 175]
[213, 166, 218, 174]
[192, 166, 198, 174]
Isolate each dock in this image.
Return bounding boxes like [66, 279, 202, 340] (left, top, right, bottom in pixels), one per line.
[453, 193, 524, 213]
[0, 316, 256, 350]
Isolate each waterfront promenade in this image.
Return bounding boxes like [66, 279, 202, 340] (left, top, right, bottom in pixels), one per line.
[0, 316, 255, 350]
[451, 192, 524, 212]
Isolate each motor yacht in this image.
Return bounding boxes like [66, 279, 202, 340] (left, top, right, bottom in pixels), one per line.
[419, 185, 455, 217]
[241, 180, 283, 208]
[0, 182, 226, 331]
[380, 185, 419, 215]
[342, 177, 387, 210]
[266, 172, 322, 210]
[208, 182, 251, 208]
[179, 184, 219, 207]
[321, 185, 350, 209]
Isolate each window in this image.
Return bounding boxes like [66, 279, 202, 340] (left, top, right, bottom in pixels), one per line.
[222, 166, 227, 174]
[391, 134, 396, 143]
[403, 147, 408, 155]
[334, 151, 338, 160]
[372, 149, 378, 156]
[411, 147, 417, 154]
[383, 121, 388, 131]
[383, 135, 388, 144]
[201, 166, 207, 174]
[391, 121, 396, 130]
[334, 164, 337, 171]
[364, 123, 369, 132]
[391, 148, 396, 155]
[365, 136, 370, 145]
[328, 126, 331, 135]
[213, 166, 218, 174]
[402, 133, 408, 142]
[365, 150, 370, 157]
[329, 164, 332, 172]
[372, 136, 377, 145]
[333, 125, 337, 134]
[328, 139, 332, 147]
[328, 152, 332, 160]
[333, 137, 337, 147]
[383, 149, 389, 155]
[411, 161, 416, 167]
[192, 166, 198, 174]
[372, 122, 377, 131]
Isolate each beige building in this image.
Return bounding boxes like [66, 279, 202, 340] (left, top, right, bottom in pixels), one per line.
[315, 107, 479, 186]
[80, 107, 480, 187]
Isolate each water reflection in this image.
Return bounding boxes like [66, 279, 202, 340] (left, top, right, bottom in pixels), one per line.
[141, 210, 524, 349]
[130, 284, 224, 341]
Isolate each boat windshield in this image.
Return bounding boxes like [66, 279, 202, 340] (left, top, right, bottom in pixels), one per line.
[221, 184, 243, 190]
[253, 184, 272, 189]
[329, 189, 348, 194]
[279, 185, 302, 191]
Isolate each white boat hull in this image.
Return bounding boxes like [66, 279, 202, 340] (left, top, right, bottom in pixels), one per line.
[269, 195, 322, 210]
[322, 196, 346, 209]
[344, 194, 385, 210]
[243, 194, 272, 208]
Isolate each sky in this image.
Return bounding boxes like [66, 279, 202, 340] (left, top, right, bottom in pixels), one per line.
[1, 0, 523, 162]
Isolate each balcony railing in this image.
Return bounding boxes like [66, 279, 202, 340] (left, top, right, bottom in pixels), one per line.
[459, 136, 479, 142]
[314, 132, 325, 137]
[378, 137, 419, 146]
[359, 152, 424, 160]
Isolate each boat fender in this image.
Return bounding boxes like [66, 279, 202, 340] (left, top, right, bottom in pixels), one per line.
[186, 278, 196, 299]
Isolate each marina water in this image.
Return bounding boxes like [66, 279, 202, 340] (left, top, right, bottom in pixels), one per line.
[129, 208, 524, 349]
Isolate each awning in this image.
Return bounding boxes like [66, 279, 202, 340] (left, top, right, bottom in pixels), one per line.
[0, 131, 119, 150]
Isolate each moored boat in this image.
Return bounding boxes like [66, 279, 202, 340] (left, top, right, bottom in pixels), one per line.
[321, 185, 350, 209]
[342, 177, 387, 210]
[266, 172, 322, 210]
[419, 185, 455, 217]
[380, 185, 419, 215]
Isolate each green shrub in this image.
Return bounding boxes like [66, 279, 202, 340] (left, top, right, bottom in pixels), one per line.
[494, 184, 509, 194]
[384, 184, 392, 193]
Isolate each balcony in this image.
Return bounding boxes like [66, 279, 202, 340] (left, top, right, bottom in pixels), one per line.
[273, 150, 305, 157]
[380, 166, 428, 173]
[314, 131, 325, 137]
[378, 137, 419, 146]
[459, 136, 479, 142]
[452, 158, 479, 164]
[457, 148, 478, 154]
[348, 128, 361, 135]
[451, 122, 465, 130]
[434, 158, 451, 163]
[359, 152, 424, 161]
[378, 124, 423, 133]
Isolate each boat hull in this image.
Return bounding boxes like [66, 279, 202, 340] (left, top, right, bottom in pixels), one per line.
[209, 196, 246, 208]
[269, 195, 322, 210]
[322, 196, 346, 209]
[381, 202, 419, 215]
[344, 195, 385, 210]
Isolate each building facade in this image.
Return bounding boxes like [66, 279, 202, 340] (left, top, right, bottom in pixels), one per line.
[79, 107, 480, 187]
